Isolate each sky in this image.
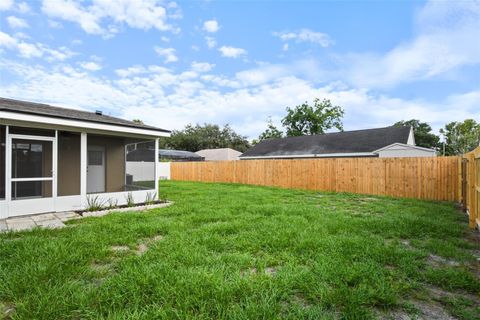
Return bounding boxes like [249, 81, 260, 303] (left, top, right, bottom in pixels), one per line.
[0, 0, 479, 140]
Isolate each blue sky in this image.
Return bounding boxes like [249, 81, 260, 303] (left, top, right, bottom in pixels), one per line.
[0, 0, 479, 139]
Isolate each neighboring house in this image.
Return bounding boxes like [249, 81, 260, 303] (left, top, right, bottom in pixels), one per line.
[0, 97, 170, 219]
[196, 148, 242, 161]
[240, 126, 436, 160]
[126, 148, 203, 181]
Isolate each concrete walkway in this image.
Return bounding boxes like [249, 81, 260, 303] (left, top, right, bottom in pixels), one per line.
[0, 212, 81, 233]
[0, 202, 173, 233]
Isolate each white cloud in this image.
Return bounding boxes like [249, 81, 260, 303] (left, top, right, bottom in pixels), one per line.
[0, 31, 75, 61]
[343, 0, 480, 88]
[80, 61, 102, 71]
[219, 46, 247, 58]
[1, 58, 479, 138]
[17, 2, 30, 13]
[0, 0, 13, 11]
[274, 29, 333, 47]
[41, 0, 179, 37]
[154, 46, 178, 63]
[191, 61, 214, 73]
[205, 36, 216, 49]
[6, 16, 29, 29]
[203, 19, 220, 33]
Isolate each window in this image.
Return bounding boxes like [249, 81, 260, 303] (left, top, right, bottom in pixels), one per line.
[88, 151, 103, 166]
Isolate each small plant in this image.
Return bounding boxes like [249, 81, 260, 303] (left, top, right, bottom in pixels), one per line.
[125, 192, 135, 207]
[107, 198, 118, 209]
[145, 191, 157, 205]
[86, 195, 105, 212]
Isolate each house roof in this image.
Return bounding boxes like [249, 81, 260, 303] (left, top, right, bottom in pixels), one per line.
[0, 97, 170, 133]
[240, 126, 412, 158]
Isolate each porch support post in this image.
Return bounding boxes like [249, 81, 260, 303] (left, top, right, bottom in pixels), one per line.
[3, 125, 10, 219]
[80, 132, 87, 208]
[53, 130, 58, 208]
[155, 138, 159, 199]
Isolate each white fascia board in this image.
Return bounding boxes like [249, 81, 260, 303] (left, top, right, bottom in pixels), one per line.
[373, 143, 436, 153]
[240, 152, 376, 159]
[0, 111, 170, 138]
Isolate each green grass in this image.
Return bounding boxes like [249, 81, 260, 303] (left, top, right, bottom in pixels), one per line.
[1, 181, 479, 319]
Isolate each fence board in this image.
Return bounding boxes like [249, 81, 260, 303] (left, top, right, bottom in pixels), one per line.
[171, 156, 460, 201]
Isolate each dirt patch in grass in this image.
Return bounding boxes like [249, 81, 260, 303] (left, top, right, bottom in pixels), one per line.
[110, 245, 130, 252]
[291, 293, 311, 308]
[136, 234, 165, 256]
[0, 301, 15, 320]
[241, 266, 277, 278]
[428, 254, 461, 267]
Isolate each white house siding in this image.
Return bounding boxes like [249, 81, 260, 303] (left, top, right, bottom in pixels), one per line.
[126, 162, 170, 180]
[377, 145, 436, 158]
[196, 148, 242, 161]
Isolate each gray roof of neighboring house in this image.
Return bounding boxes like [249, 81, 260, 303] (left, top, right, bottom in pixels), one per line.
[127, 148, 204, 161]
[0, 97, 170, 133]
[240, 126, 412, 158]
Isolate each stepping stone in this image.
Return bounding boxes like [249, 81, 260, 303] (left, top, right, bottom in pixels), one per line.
[6, 219, 36, 232]
[31, 214, 57, 222]
[35, 220, 65, 229]
[0, 220, 8, 232]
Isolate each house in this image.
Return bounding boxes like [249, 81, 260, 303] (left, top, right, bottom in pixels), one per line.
[240, 126, 436, 160]
[0, 97, 170, 219]
[196, 148, 242, 161]
[126, 148, 204, 181]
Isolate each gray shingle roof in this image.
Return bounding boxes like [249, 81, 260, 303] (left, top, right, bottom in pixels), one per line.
[241, 126, 412, 158]
[0, 97, 170, 133]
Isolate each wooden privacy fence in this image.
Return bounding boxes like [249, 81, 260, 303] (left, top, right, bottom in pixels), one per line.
[171, 157, 460, 202]
[462, 147, 480, 229]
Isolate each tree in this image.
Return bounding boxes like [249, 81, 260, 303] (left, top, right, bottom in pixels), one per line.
[281, 98, 344, 136]
[255, 118, 283, 144]
[164, 123, 251, 152]
[132, 119, 144, 124]
[440, 119, 480, 155]
[393, 119, 440, 149]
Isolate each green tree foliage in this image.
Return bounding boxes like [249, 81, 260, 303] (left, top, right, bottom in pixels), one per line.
[440, 119, 480, 155]
[161, 123, 251, 152]
[281, 98, 344, 136]
[254, 118, 283, 144]
[393, 119, 440, 149]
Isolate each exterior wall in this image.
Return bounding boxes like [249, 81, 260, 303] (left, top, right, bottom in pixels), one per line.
[0, 200, 6, 219]
[196, 148, 242, 161]
[126, 161, 170, 180]
[58, 132, 81, 196]
[407, 128, 415, 145]
[377, 146, 436, 158]
[88, 135, 125, 193]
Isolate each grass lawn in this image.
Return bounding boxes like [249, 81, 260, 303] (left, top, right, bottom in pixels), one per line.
[1, 181, 479, 319]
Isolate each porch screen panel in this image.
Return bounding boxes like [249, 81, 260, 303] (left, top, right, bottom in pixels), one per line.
[125, 140, 155, 191]
[0, 126, 5, 200]
[11, 139, 53, 200]
[58, 132, 81, 196]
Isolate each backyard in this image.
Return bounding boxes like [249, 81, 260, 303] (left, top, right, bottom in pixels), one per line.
[1, 181, 479, 319]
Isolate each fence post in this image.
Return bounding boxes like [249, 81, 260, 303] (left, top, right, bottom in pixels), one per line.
[467, 152, 476, 228]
